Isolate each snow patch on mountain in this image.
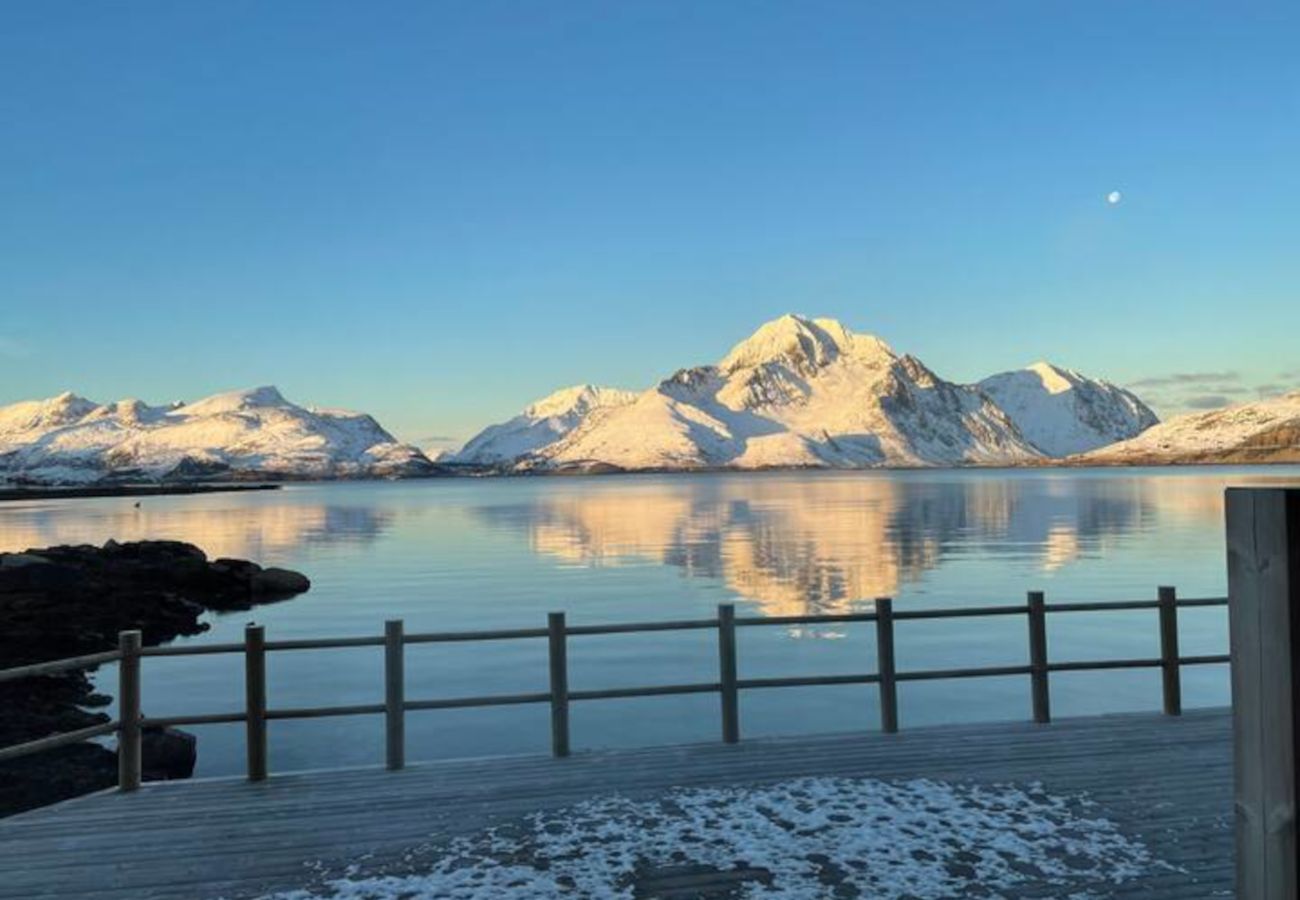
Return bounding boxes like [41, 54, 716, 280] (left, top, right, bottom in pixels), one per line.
[978, 362, 1158, 456]
[0, 386, 435, 485]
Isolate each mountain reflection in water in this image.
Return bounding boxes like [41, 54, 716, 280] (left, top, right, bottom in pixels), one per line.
[472, 474, 1230, 617]
[0, 501, 390, 561]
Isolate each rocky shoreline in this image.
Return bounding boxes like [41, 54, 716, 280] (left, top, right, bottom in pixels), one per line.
[0, 483, 281, 502]
[0, 540, 310, 817]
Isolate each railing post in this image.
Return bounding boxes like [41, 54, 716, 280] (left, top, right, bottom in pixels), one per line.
[1027, 591, 1050, 724]
[117, 630, 142, 791]
[875, 598, 899, 733]
[244, 624, 267, 781]
[385, 619, 405, 770]
[548, 612, 570, 758]
[1158, 586, 1182, 716]
[718, 604, 739, 743]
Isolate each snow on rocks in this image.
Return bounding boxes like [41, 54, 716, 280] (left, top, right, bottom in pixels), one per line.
[265, 776, 1161, 899]
[0, 386, 436, 485]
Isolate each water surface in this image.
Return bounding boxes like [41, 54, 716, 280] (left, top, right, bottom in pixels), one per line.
[3, 467, 1294, 776]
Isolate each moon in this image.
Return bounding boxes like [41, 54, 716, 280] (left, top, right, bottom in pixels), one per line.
[1106, 190, 1122, 205]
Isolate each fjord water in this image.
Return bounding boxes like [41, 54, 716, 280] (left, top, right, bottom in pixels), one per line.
[3, 467, 1295, 777]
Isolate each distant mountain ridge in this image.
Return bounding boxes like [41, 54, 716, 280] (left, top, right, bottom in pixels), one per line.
[0, 386, 436, 485]
[452, 314, 1159, 471]
[1077, 391, 1300, 465]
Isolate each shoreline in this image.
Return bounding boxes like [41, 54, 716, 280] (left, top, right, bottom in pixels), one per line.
[0, 484, 281, 503]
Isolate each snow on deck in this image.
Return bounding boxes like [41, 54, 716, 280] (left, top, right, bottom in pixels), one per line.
[1, 709, 1232, 899]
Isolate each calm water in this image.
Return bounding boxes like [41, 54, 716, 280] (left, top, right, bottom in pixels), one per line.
[3, 467, 1297, 777]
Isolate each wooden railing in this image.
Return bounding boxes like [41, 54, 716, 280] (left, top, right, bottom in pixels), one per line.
[0, 587, 1229, 790]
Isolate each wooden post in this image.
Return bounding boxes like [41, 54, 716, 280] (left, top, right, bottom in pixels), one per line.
[1227, 487, 1300, 899]
[875, 598, 898, 733]
[1158, 585, 1182, 716]
[117, 630, 142, 791]
[1027, 590, 1050, 724]
[384, 619, 405, 770]
[547, 612, 570, 758]
[718, 604, 739, 743]
[244, 624, 267, 781]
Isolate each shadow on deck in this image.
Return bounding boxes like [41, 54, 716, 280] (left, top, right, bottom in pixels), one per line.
[1, 709, 1233, 899]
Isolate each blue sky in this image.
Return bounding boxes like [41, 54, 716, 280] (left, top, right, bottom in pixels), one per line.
[2, 1, 1297, 445]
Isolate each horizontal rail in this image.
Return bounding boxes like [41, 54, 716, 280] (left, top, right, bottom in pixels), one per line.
[735, 613, 876, 627]
[567, 619, 719, 636]
[570, 682, 720, 700]
[141, 642, 245, 658]
[0, 720, 119, 762]
[738, 673, 879, 689]
[142, 711, 247, 728]
[406, 628, 550, 644]
[267, 703, 386, 721]
[0, 649, 121, 682]
[897, 664, 1034, 682]
[405, 691, 552, 711]
[265, 637, 386, 651]
[895, 605, 1028, 620]
[1049, 657, 1162, 672]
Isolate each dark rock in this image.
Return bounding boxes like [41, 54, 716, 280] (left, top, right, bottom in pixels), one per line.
[142, 727, 197, 780]
[253, 567, 311, 596]
[0, 540, 309, 817]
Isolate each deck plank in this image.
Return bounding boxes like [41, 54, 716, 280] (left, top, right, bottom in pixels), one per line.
[0, 709, 1235, 899]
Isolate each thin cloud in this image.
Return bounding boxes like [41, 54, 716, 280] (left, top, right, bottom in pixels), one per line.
[1183, 394, 1234, 410]
[1128, 371, 1240, 389]
[1256, 381, 1300, 399]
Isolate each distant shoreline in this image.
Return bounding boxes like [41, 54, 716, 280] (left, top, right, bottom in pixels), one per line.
[0, 484, 281, 503]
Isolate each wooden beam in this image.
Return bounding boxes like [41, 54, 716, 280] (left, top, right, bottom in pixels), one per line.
[1228, 487, 1300, 900]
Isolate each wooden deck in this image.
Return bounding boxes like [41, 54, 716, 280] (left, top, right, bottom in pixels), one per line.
[1, 709, 1234, 899]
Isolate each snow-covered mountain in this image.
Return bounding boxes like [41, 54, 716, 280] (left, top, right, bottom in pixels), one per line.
[978, 362, 1158, 457]
[452, 385, 638, 464]
[0, 386, 437, 485]
[1078, 391, 1300, 465]
[454, 315, 1153, 472]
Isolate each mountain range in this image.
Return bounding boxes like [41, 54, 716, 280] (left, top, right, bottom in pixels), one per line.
[450, 314, 1159, 472]
[3, 315, 1296, 485]
[0, 386, 435, 485]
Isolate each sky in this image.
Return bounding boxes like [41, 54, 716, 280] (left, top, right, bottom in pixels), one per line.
[2, 1, 1297, 447]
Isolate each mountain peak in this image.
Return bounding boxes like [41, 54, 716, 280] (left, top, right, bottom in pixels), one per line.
[1025, 362, 1081, 395]
[524, 384, 636, 419]
[182, 385, 290, 415]
[718, 314, 893, 375]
